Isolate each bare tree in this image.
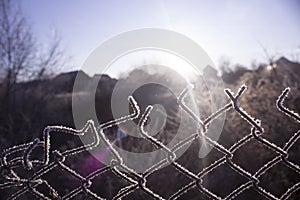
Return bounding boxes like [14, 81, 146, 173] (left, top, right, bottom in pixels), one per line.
[0, 0, 63, 86]
[0, 0, 33, 86]
[218, 55, 232, 73]
[33, 30, 65, 80]
[0, 0, 64, 139]
[256, 41, 279, 70]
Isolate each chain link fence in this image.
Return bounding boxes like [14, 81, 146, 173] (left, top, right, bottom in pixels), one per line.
[0, 84, 299, 199]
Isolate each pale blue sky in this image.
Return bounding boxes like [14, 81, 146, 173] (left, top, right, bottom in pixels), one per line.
[20, 0, 300, 76]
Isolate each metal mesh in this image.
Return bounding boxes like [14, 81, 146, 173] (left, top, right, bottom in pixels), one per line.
[0, 84, 299, 200]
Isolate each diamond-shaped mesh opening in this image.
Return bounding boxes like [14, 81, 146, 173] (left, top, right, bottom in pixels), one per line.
[176, 140, 225, 174]
[39, 165, 82, 197]
[258, 162, 300, 197]
[202, 163, 249, 197]
[231, 139, 277, 174]
[89, 169, 131, 199]
[146, 163, 192, 198]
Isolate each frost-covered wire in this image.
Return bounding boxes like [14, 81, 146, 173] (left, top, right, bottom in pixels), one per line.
[0, 86, 299, 200]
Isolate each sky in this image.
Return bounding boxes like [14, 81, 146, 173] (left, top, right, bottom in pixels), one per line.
[20, 0, 300, 77]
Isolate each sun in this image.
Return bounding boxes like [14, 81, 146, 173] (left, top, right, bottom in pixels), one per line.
[104, 49, 199, 79]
